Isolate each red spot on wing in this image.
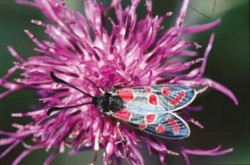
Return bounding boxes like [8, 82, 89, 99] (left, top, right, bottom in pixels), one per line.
[117, 88, 135, 102]
[144, 87, 152, 93]
[145, 113, 157, 124]
[139, 123, 147, 130]
[148, 93, 159, 106]
[156, 124, 166, 134]
[167, 118, 180, 135]
[162, 87, 171, 95]
[170, 90, 185, 106]
[161, 87, 171, 96]
[114, 109, 132, 121]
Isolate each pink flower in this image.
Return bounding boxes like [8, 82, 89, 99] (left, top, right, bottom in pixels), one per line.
[0, 0, 238, 164]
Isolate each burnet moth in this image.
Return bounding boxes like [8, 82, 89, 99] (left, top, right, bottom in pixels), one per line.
[48, 72, 206, 139]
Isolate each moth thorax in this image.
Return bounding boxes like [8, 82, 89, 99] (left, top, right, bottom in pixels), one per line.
[92, 92, 112, 113]
[93, 92, 124, 113]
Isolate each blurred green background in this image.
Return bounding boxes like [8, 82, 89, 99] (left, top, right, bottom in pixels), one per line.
[0, 0, 249, 164]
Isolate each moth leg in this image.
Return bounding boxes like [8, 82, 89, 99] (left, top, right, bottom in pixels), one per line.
[197, 85, 208, 94]
[116, 122, 126, 141]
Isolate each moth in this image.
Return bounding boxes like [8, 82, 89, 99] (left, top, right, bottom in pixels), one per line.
[48, 72, 204, 139]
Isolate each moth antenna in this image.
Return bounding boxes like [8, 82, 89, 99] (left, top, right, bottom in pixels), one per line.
[50, 71, 94, 98]
[47, 101, 92, 116]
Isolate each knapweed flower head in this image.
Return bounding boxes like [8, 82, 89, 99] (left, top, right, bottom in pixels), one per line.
[0, 0, 238, 164]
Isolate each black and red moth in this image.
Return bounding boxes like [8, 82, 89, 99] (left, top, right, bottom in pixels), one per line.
[49, 72, 199, 139]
